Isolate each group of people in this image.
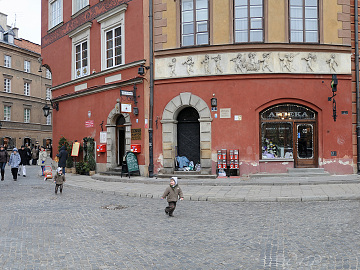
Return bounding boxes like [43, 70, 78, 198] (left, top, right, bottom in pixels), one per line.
[0, 145, 48, 181]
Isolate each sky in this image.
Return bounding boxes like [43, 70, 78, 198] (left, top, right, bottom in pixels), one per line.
[0, 0, 41, 45]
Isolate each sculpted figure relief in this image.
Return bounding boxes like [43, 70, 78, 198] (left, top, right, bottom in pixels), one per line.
[302, 53, 317, 72]
[230, 53, 245, 73]
[182, 56, 194, 75]
[260, 52, 273, 72]
[201, 55, 211, 74]
[279, 53, 298, 72]
[326, 54, 338, 73]
[212, 54, 223, 74]
[168, 58, 177, 77]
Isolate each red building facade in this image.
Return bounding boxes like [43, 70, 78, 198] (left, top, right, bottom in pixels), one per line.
[41, 0, 150, 174]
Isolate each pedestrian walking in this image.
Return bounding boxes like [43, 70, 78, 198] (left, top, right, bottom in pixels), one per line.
[38, 146, 47, 176]
[54, 167, 65, 194]
[0, 145, 9, 181]
[57, 145, 68, 175]
[161, 177, 184, 217]
[31, 145, 39, 165]
[8, 148, 21, 181]
[18, 145, 30, 177]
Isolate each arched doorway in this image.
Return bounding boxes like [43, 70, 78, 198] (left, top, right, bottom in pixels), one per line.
[260, 103, 317, 168]
[177, 107, 200, 165]
[116, 115, 126, 166]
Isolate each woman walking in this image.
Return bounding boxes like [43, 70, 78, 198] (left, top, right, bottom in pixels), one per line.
[9, 148, 21, 181]
[38, 146, 47, 176]
[0, 145, 9, 181]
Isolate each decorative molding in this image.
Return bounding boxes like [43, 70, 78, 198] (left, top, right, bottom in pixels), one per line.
[42, 0, 131, 48]
[155, 51, 351, 79]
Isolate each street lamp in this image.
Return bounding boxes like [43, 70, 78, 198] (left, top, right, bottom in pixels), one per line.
[42, 104, 51, 117]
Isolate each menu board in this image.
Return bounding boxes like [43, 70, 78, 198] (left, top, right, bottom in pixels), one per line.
[71, 142, 80, 157]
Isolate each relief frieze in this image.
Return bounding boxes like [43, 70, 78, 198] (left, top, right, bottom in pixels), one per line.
[42, 0, 131, 48]
[155, 51, 350, 80]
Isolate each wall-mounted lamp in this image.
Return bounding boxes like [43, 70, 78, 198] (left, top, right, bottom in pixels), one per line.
[138, 64, 150, 76]
[42, 100, 59, 117]
[211, 97, 217, 107]
[133, 107, 139, 115]
[328, 74, 338, 122]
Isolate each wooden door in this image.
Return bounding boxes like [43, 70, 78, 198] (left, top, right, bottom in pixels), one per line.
[294, 122, 317, 168]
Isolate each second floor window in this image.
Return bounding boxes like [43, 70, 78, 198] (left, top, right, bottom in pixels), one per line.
[106, 27, 123, 68]
[46, 87, 51, 100]
[24, 82, 30, 96]
[24, 60, 30, 73]
[74, 0, 88, 13]
[50, 0, 62, 28]
[46, 113, 52, 125]
[181, 0, 209, 46]
[4, 78, 11, 93]
[4, 106, 11, 121]
[289, 0, 318, 43]
[75, 41, 88, 78]
[234, 0, 264, 43]
[4, 55, 11, 68]
[24, 108, 30, 123]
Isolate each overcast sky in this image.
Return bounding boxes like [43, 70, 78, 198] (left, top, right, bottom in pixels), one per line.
[0, 0, 41, 45]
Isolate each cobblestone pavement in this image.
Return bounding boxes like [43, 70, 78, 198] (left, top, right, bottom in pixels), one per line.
[1, 166, 360, 269]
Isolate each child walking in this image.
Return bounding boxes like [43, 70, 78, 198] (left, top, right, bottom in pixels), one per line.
[54, 167, 66, 194]
[8, 148, 21, 181]
[161, 177, 184, 217]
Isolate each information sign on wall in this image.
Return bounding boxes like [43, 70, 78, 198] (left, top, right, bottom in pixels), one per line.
[131, 128, 141, 140]
[220, 108, 231, 118]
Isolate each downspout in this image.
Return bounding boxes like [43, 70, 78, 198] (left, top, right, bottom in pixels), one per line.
[148, 0, 154, 177]
[356, 0, 360, 173]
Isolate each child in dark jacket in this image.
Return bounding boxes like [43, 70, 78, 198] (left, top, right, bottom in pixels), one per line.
[54, 167, 66, 194]
[161, 177, 184, 217]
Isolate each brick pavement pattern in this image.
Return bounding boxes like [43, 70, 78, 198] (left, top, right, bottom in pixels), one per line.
[1, 166, 360, 269]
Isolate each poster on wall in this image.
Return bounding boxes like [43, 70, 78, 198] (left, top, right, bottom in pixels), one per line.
[100, 132, 107, 143]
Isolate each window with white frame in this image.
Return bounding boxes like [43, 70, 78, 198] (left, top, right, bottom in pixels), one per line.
[105, 27, 123, 68]
[74, 0, 89, 13]
[4, 106, 11, 121]
[75, 41, 88, 78]
[97, 5, 126, 70]
[46, 113, 52, 125]
[24, 108, 30, 123]
[4, 78, 11, 93]
[46, 69, 52, 79]
[181, 0, 209, 46]
[24, 60, 30, 72]
[49, 0, 63, 29]
[289, 0, 318, 43]
[4, 55, 11, 68]
[234, 0, 264, 43]
[24, 82, 30, 96]
[46, 87, 51, 100]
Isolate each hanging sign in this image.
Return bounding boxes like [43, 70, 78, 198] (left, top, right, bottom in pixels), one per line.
[121, 104, 132, 113]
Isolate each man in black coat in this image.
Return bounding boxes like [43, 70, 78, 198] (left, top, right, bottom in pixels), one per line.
[57, 145, 68, 175]
[18, 145, 30, 177]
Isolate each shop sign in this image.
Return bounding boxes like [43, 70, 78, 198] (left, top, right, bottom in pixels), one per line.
[131, 128, 141, 140]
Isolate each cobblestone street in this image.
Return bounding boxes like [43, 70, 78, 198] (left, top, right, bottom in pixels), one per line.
[1, 166, 360, 269]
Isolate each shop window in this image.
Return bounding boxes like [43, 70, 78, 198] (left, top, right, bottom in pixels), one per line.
[181, 0, 209, 46]
[234, 0, 264, 43]
[260, 104, 315, 159]
[2, 137, 15, 149]
[289, 0, 318, 43]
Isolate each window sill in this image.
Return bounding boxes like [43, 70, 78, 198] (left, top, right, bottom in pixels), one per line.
[260, 158, 294, 162]
[71, 5, 90, 19]
[47, 22, 64, 34]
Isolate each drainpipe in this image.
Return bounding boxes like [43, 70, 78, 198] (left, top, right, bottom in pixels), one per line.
[148, 0, 154, 177]
[356, 0, 360, 173]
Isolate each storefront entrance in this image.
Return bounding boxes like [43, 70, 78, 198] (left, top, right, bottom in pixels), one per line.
[116, 115, 126, 166]
[294, 122, 317, 168]
[261, 104, 317, 168]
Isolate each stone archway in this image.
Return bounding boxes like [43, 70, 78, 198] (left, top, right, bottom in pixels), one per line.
[106, 99, 131, 170]
[161, 92, 212, 174]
